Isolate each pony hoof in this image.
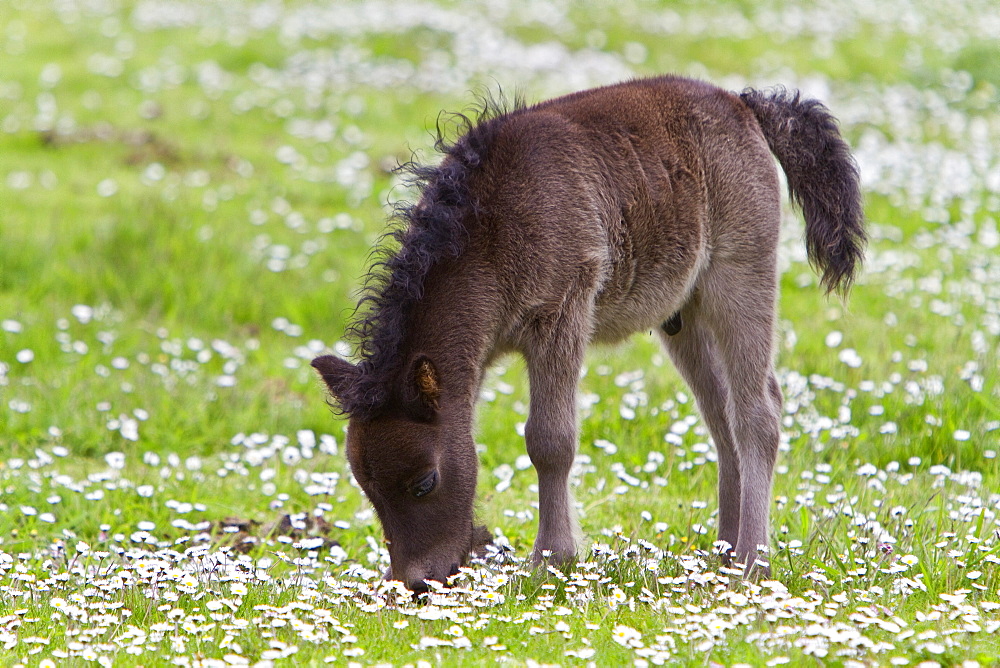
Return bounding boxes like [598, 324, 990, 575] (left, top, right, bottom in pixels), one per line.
[470, 524, 493, 557]
[732, 555, 771, 580]
[530, 546, 577, 567]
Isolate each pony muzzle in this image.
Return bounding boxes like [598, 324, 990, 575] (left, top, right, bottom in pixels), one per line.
[386, 564, 461, 595]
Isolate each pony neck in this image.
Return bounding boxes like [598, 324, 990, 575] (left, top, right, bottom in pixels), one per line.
[401, 269, 498, 418]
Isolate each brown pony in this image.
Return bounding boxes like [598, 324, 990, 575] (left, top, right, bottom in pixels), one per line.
[312, 75, 865, 591]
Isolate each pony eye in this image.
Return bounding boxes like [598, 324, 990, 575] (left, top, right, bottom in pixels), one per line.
[410, 470, 438, 498]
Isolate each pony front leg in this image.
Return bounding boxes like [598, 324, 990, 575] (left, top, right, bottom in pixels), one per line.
[523, 339, 584, 565]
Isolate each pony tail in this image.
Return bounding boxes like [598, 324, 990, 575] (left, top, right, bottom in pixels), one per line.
[740, 87, 866, 296]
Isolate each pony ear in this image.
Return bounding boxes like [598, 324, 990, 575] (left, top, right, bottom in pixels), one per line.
[411, 355, 440, 415]
[311, 355, 359, 403]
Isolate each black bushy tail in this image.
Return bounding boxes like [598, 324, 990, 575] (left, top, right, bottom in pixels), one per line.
[740, 87, 866, 296]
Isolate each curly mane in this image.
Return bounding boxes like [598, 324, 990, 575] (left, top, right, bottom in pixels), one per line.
[335, 92, 524, 419]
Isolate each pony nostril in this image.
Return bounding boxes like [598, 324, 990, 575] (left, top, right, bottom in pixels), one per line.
[410, 580, 430, 595]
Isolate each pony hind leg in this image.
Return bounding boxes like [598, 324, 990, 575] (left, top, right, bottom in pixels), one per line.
[699, 261, 783, 578]
[658, 302, 741, 560]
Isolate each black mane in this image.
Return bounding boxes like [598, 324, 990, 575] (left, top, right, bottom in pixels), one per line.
[336, 92, 524, 419]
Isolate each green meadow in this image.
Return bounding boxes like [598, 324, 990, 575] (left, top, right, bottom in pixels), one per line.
[1, 0, 999, 665]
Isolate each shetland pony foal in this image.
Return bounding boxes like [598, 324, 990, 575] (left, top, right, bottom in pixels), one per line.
[313, 76, 865, 592]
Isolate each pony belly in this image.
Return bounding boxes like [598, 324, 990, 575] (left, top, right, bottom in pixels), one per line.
[591, 247, 707, 343]
[590, 290, 689, 343]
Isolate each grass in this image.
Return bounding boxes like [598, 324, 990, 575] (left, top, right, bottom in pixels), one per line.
[2, 0, 999, 665]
